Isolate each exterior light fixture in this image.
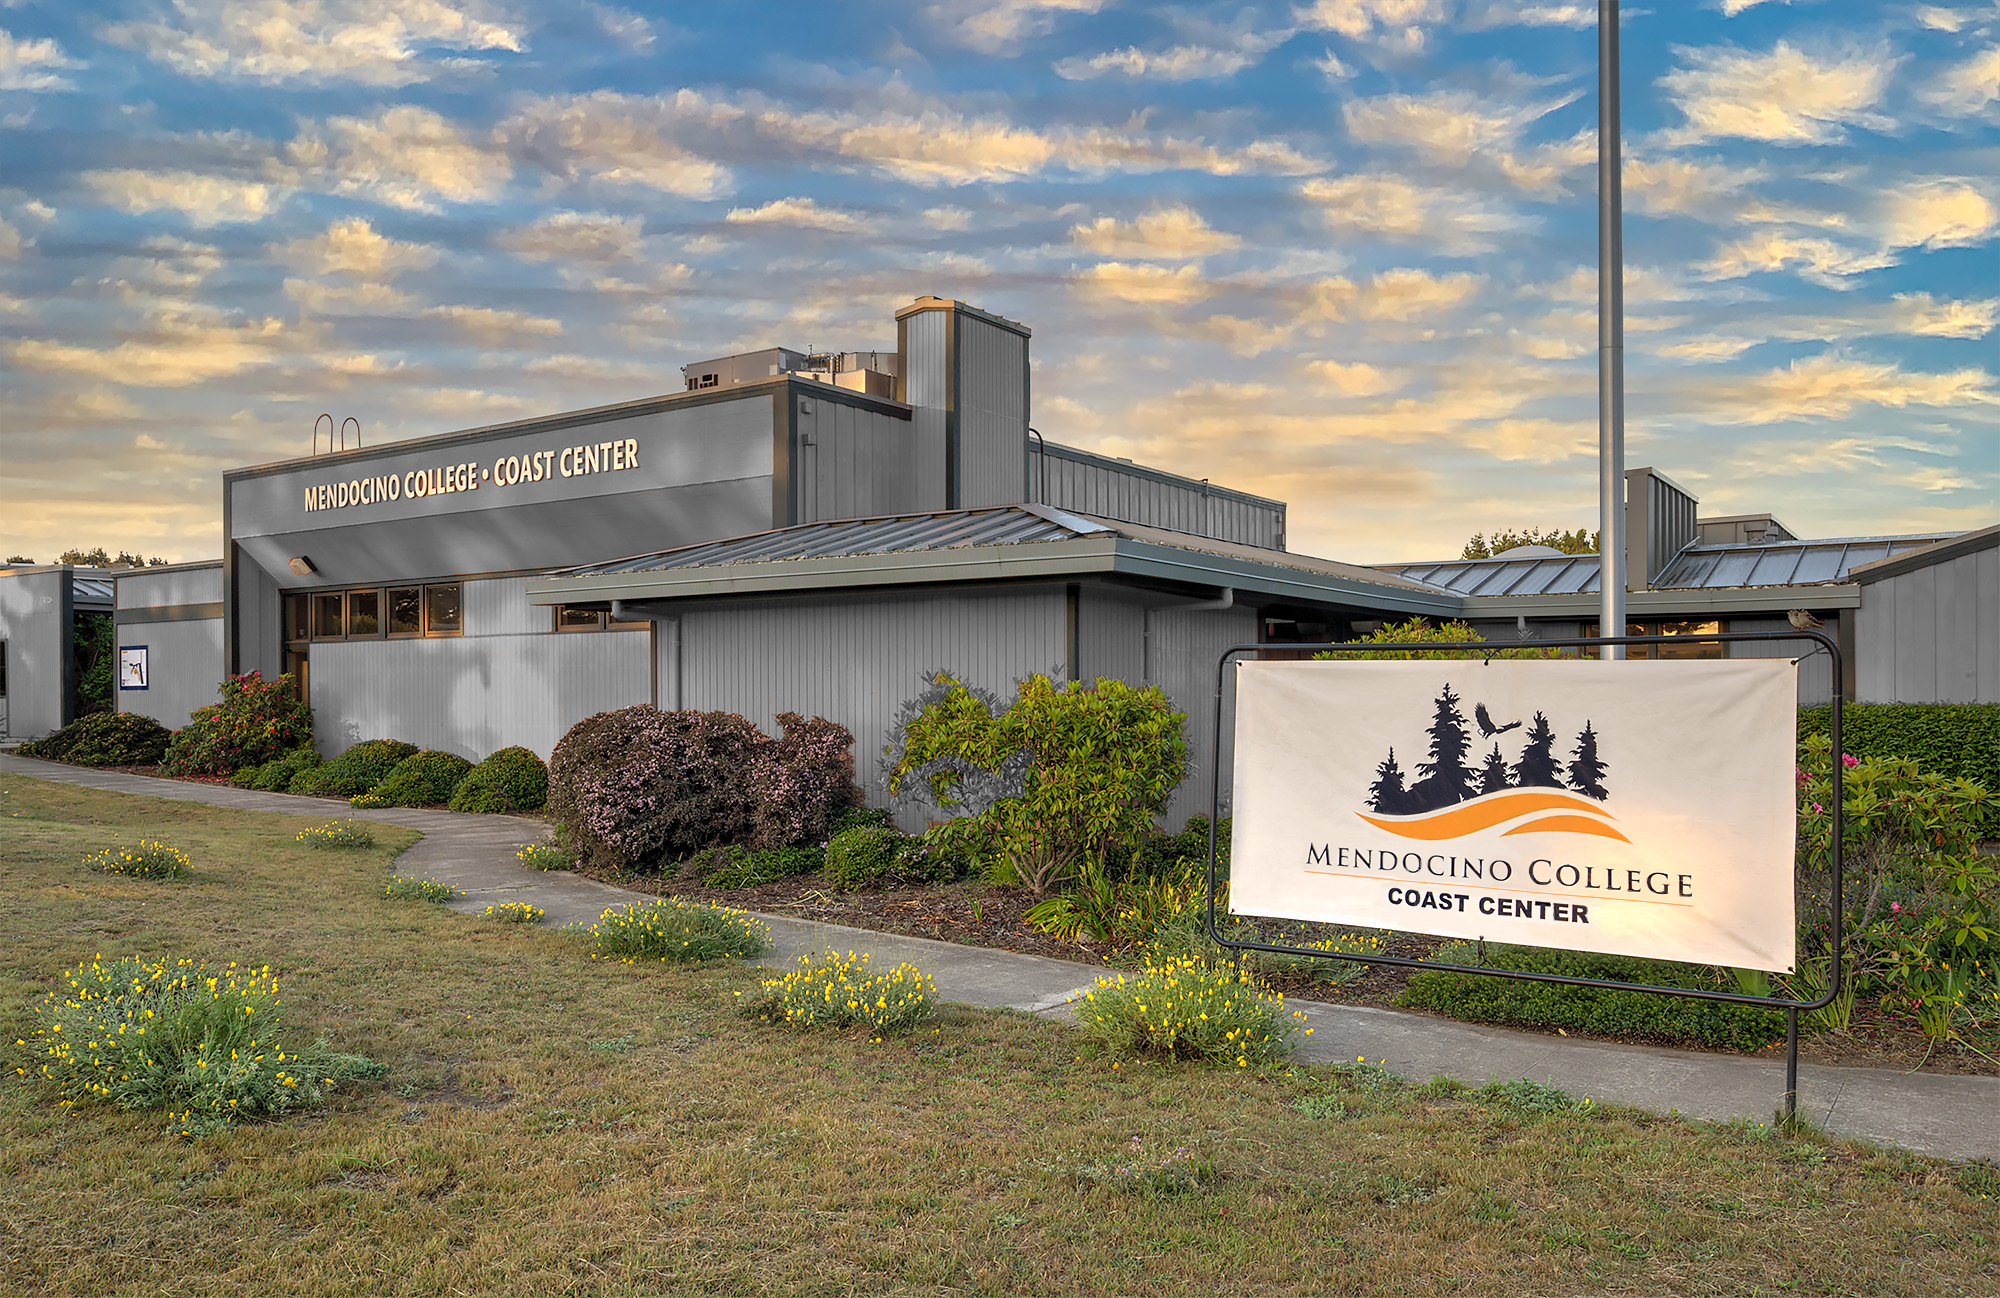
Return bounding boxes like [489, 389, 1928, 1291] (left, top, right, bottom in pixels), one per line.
[288, 556, 317, 576]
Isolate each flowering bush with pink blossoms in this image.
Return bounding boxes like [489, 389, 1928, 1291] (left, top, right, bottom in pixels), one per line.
[546, 706, 862, 871]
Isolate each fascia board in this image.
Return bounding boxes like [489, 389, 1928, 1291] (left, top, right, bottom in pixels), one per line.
[1459, 584, 1862, 618]
[1847, 522, 2000, 584]
[1106, 540, 1462, 615]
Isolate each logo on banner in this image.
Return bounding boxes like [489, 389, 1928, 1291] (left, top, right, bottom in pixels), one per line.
[1353, 684, 1628, 843]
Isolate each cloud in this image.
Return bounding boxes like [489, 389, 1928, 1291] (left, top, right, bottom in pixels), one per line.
[8, 312, 290, 386]
[82, 169, 287, 225]
[0, 29, 80, 90]
[1622, 155, 1758, 217]
[1341, 88, 1591, 195]
[104, 0, 524, 87]
[498, 210, 644, 263]
[1656, 334, 1759, 362]
[283, 278, 416, 314]
[1299, 173, 1526, 254]
[1071, 206, 1241, 259]
[1923, 46, 2000, 116]
[421, 304, 562, 344]
[271, 217, 439, 277]
[0, 217, 20, 259]
[1915, 6, 1970, 32]
[290, 105, 511, 211]
[1055, 43, 1263, 81]
[1463, 3, 1594, 27]
[1879, 179, 1997, 251]
[1299, 0, 1444, 50]
[924, 206, 971, 230]
[725, 196, 864, 232]
[500, 90, 737, 199]
[1886, 292, 1998, 339]
[588, 4, 655, 52]
[1307, 359, 1403, 395]
[1697, 352, 1996, 423]
[1702, 230, 1894, 285]
[1310, 267, 1483, 321]
[1075, 262, 1212, 306]
[925, 0, 1105, 54]
[1660, 40, 1900, 146]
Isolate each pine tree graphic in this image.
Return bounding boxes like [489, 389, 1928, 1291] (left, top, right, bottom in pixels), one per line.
[1567, 721, 1609, 801]
[1408, 684, 1475, 812]
[1368, 748, 1411, 814]
[1509, 711, 1563, 788]
[1478, 743, 1511, 794]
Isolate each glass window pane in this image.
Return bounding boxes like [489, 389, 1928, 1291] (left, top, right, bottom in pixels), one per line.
[556, 605, 601, 632]
[348, 589, 380, 637]
[388, 587, 422, 635]
[312, 592, 344, 639]
[425, 584, 462, 636]
[285, 594, 310, 643]
[607, 614, 648, 631]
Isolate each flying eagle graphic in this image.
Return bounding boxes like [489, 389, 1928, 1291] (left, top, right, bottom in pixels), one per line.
[1474, 703, 1522, 738]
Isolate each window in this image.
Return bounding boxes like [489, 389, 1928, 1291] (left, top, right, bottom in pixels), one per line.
[1582, 619, 1724, 660]
[554, 605, 648, 632]
[347, 589, 380, 638]
[424, 584, 462, 636]
[285, 594, 309, 643]
[312, 592, 344, 639]
[388, 587, 422, 636]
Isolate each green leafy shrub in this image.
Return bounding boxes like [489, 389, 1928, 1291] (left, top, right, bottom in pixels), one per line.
[691, 844, 823, 888]
[547, 706, 862, 871]
[743, 950, 937, 1034]
[516, 832, 580, 871]
[1399, 942, 1787, 1051]
[81, 839, 191, 879]
[449, 746, 549, 813]
[252, 745, 321, 792]
[384, 874, 461, 902]
[19, 711, 173, 766]
[830, 805, 896, 835]
[1076, 958, 1307, 1065]
[361, 749, 474, 808]
[1800, 703, 2000, 793]
[22, 954, 381, 1134]
[158, 672, 312, 777]
[1313, 616, 1567, 660]
[889, 673, 1188, 896]
[483, 901, 544, 923]
[586, 898, 770, 964]
[825, 826, 906, 890]
[295, 820, 374, 850]
[291, 739, 418, 798]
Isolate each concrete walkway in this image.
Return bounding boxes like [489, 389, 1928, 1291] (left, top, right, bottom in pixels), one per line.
[5, 751, 1997, 1164]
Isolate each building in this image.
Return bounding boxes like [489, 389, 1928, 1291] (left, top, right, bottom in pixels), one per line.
[0, 565, 113, 739]
[4, 294, 1993, 823]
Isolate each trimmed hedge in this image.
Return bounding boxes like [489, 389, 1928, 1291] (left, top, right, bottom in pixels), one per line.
[251, 746, 321, 792]
[364, 750, 474, 808]
[291, 740, 418, 798]
[824, 826, 905, 890]
[1399, 941, 1787, 1052]
[449, 746, 549, 813]
[18, 711, 172, 766]
[1799, 703, 2000, 792]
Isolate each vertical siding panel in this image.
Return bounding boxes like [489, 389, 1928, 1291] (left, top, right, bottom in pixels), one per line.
[1942, 555, 1978, 702]
[1855, 583, 1893, 703]
[1897, 567, 1937, 702]
[1981, 549, 1999, 701]
[115, 617, 226, 728]
[1151, 603, 1259, 826]
[1727, 617, 1830, 705]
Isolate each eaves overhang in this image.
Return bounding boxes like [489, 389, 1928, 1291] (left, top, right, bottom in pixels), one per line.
[1458, 583, 1862, 619]
[526, 535, 1462, 616]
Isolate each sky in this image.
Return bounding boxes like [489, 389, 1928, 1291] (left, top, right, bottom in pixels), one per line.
[0, 0, 1995, 566]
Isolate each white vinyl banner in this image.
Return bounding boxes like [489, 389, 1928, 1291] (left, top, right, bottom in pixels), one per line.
[1230, 659, 1799, 971]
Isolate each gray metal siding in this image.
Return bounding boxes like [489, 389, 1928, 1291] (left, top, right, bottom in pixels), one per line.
[1856, 549, 2000, 703]
[118, 566, 223, 610]
[115, 617, 225, 729]
[235, 555, 284, 682]
[1077, 587, 1146, 685]
[465, 577, 546, 636]
[955, 314, 1027, 509]
[678, 587, 1066, 820]
[0, 570, 69, 739]
[1032, 448, 1285, 550]
[797, 398, 943, 521]
[1727, 618, 1834, 706]
[309, 630, 650, 759]
[1148, 602, 1260, 827]
[901, 310, 952, 509]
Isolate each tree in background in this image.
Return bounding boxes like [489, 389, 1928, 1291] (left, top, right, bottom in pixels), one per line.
[5, 555, 34, 565]
[56, 548, 171, 568]
[1462, 527, 1599, 560]
[1314, 617, 1566, 661]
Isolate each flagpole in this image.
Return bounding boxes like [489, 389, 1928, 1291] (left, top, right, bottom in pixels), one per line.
[1598, 0, 1627, 661]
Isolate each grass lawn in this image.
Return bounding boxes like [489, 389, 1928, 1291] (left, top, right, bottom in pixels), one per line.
[2, 772, 1996, 1297]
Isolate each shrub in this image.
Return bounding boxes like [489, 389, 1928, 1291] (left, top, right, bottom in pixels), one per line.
[692, 844, 823, 889]
[449, 746, 549, 813]
[1312, 616, 1567, 660]
[517, 831, 581, 871]
[82, 840, 191, 879]
[158, 672, 312, 777]
[1399, 942, 1787, 1051]
[483, 901, 544, 923]
[743, 950, 937, 1034]
[295, 820, 374, 850]
[889, 673, 1188, 896]
[829, 805, 895, 836]
[547, 706, 861, 871]
[587, 898, 770, 963]
[1800, 703, 2000, 793]
[1076, 958, 1307, 1065]
[825, 826, 906, 890]
[362, 749, 474, 808]
[384, 874, 462, 902]
[22, 954, 381, 1134]
[18, 711, 173, 766]
[254, 745, 322, 792]
[291, 739, 418, 798]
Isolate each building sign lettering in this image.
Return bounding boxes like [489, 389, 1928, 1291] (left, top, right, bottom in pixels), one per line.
[301, 437, 641, 515]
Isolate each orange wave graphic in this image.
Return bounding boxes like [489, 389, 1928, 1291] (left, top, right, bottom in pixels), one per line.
[1501, 814, 1631, 843]
[1354, 789, 1617, 842]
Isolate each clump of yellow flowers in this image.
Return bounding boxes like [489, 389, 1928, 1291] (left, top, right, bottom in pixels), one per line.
[482, 901, 544, 924]
[81, 840, 191, 879]
[743, 950, 937, 1035]
[1075, 957, 1310, 1066]
[19, 955, 379, 1137]
[588, 898, 770, 963]
[383, 874, 462, 902]
[295, 820, 374, 850]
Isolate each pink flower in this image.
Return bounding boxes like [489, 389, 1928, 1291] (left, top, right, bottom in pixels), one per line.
[1810, 802, 1824, 815]
[1891, 902, 1901, 914]
[1841, 753, 1859, 768]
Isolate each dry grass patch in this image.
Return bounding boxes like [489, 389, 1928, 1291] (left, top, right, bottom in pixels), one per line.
[0, 772, 1996, 1296]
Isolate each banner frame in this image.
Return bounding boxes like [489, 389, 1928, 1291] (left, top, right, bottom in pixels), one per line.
[1207, 629, 1845, 1119]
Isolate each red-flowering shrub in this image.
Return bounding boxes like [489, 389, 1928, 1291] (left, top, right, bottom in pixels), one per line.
[158, 673, 313, 777]
[547, 706, 862, 871]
